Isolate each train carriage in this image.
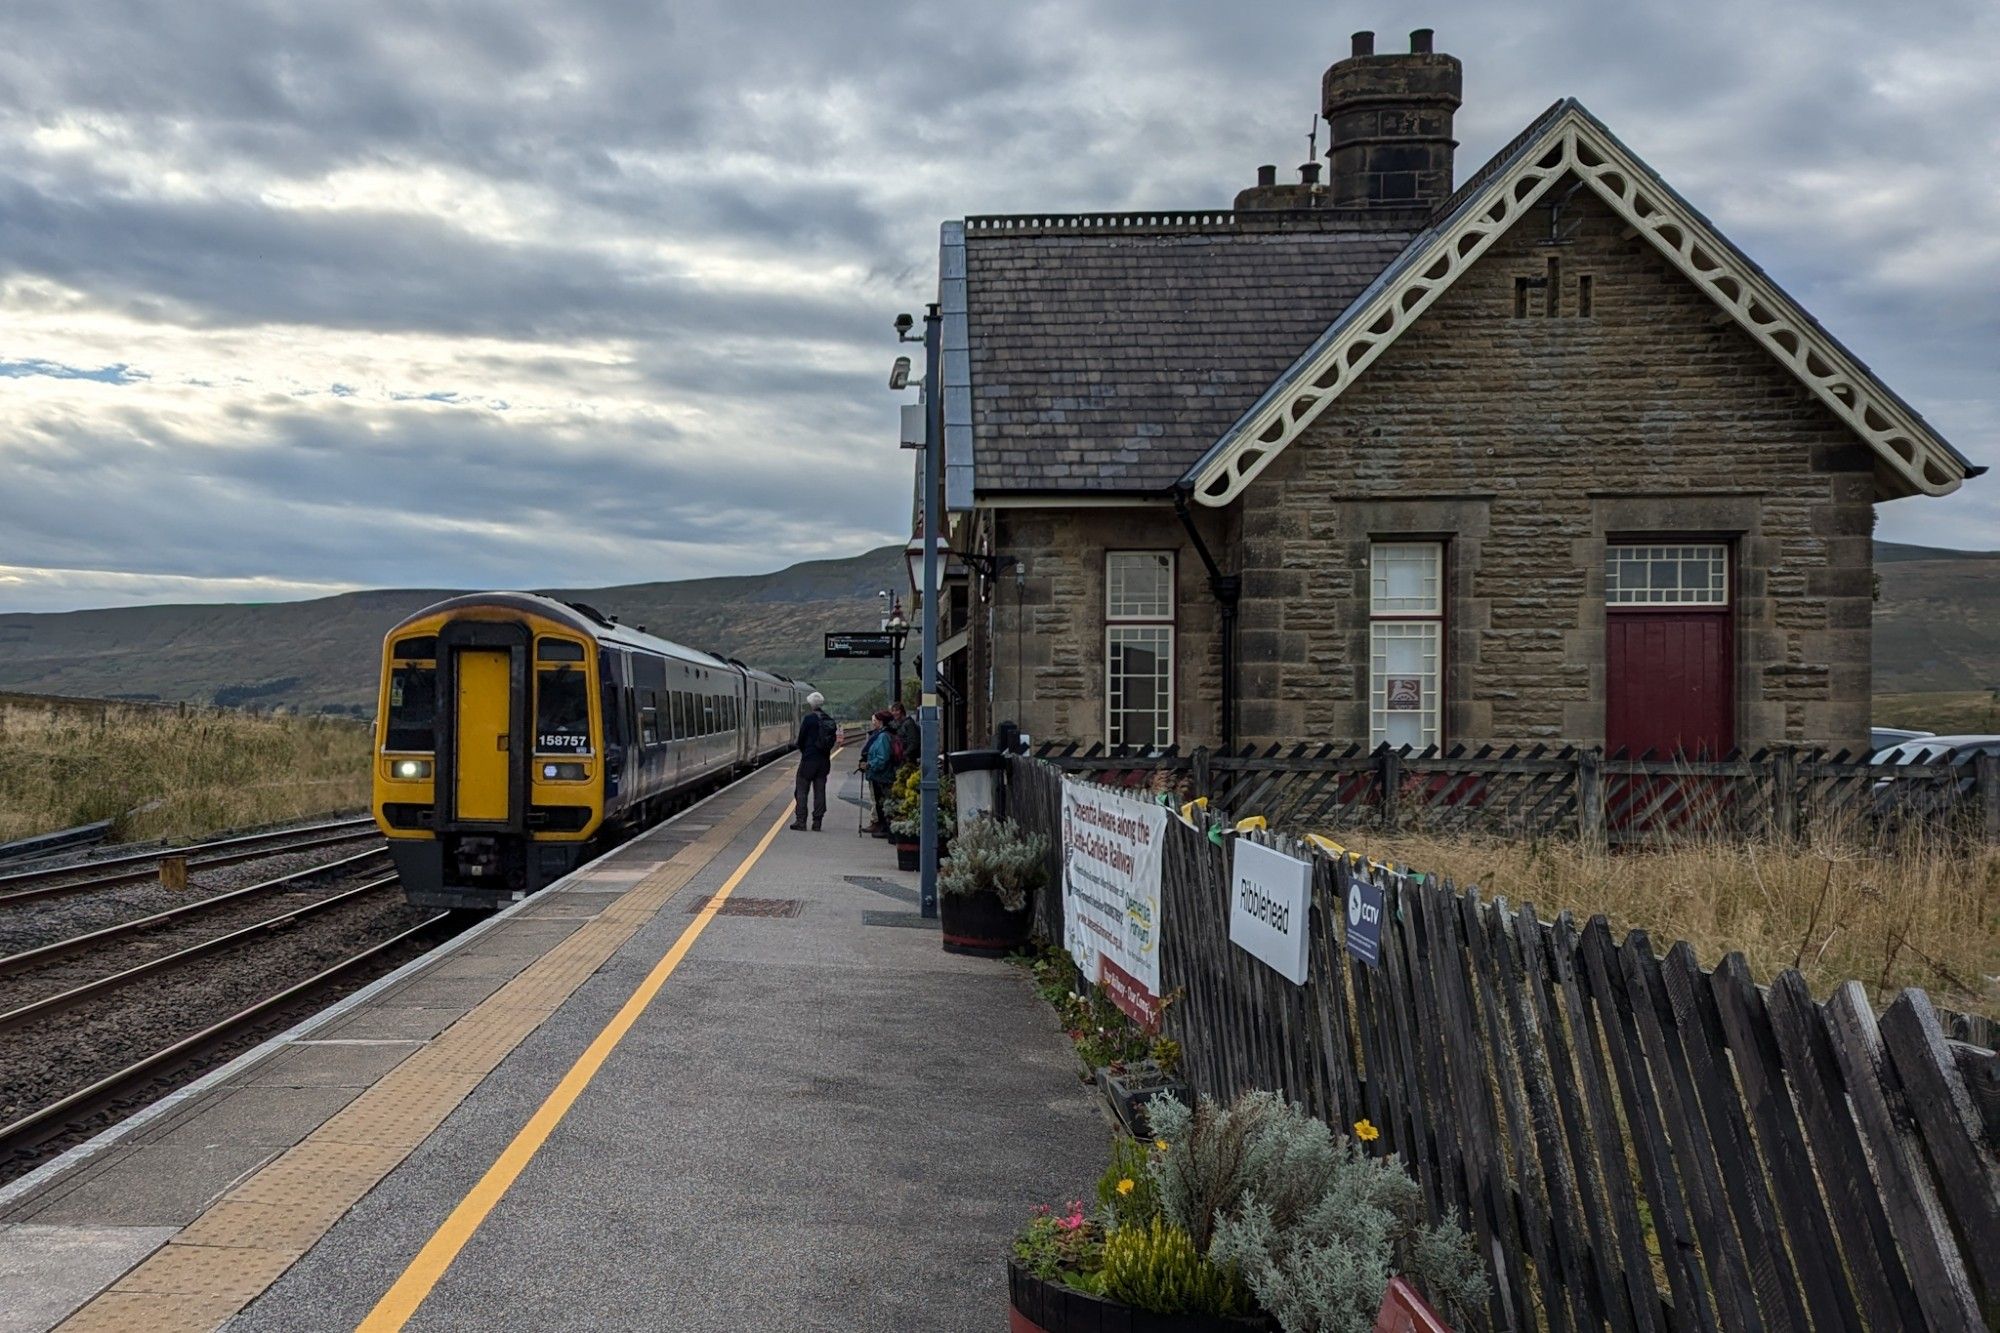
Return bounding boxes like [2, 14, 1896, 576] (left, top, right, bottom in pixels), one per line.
[372, 593, 811, 910]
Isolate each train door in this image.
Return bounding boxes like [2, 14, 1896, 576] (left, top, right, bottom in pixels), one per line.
[454, 649, 513, 821]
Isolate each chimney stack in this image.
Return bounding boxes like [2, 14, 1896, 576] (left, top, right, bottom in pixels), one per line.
[1321, 27, 1461, 211]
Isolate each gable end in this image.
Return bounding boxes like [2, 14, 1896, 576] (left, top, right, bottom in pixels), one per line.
[1185, 104, 1974, 507]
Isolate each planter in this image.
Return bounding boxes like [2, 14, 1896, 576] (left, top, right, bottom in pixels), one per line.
[1098, 1064, 1192, 1140]
[1008, 1260, 1276, 1333]
[895, 840, 919, 871]
[940, 889, 1033, 957]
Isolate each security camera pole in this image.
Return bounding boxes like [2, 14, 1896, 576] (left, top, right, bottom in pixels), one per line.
[917, 301, 943, 919]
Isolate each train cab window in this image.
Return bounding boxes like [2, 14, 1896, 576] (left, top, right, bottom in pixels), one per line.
[386, 665, 436, 751]
[537, 639, 586, 663]
[535, 664, 592, 754]
[393, 635, 437, 660]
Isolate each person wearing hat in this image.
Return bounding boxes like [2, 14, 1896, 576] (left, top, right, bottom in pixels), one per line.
[791, 692, 837, 831]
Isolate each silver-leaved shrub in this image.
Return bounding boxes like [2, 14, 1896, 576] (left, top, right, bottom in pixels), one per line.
[1148, 1091, 1486, 1333]
[935, 813, 1048, 911]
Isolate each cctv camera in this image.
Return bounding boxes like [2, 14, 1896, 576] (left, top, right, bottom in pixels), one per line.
[889, 356, 913, 390]
[893, 312, 914, 337]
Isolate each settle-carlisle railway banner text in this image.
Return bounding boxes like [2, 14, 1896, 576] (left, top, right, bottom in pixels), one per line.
[1060, 778, 1167, 1027]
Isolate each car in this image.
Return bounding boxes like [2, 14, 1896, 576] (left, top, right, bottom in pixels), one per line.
[1870, 725, 1935, 752]
[1868, 734, 2000, 767]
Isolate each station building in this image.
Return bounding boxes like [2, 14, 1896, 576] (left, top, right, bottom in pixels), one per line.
[919, 31, 1978, 759]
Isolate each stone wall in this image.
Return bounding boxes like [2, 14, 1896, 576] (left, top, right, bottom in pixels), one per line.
[1236, 183, 1876, 750]
[988, 506, 1225, 748]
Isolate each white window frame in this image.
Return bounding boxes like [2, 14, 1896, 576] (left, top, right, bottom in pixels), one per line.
[1105, 551, 1175, 750]
[1605, 543, 1730, 608]
[1369, 542, 1445, 751]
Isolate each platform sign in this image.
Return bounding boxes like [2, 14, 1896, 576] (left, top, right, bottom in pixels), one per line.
[824, 632, 899, 659]
[1229, 838, 1312, 984]
[1060, 778, 1167, 1028]
[1341, 860, 1386, 969]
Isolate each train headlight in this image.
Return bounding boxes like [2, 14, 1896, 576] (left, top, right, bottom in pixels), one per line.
[541, 762, 587, 781]
[391, 758, 433, 780]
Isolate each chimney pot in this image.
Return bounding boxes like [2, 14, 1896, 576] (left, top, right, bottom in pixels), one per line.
[1300, 162, 1322, 186]
[1351, 30, 1374, 57]
[1257, 164, 1277, 188]
[1410, 28, 1434, 53]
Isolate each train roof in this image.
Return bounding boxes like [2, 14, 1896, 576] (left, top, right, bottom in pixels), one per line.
[385, 592, 731, 671]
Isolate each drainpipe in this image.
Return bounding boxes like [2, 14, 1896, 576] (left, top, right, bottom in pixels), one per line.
[1174, 489, 1240, 752]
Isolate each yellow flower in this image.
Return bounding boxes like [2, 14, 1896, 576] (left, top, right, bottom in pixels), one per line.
[1354, 1119, 1380, 1143]
[1154, 1138, 1169, 1152]
[1116, 1178, 1135, 1196]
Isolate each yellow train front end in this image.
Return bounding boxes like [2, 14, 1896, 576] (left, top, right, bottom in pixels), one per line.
[372, 594, 606, 910]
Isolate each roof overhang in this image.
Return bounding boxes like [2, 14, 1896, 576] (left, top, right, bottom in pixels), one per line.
[1183, 102, 1977, 507]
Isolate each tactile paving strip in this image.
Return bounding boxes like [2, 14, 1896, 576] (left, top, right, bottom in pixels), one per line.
[57, 769, 789, 1332]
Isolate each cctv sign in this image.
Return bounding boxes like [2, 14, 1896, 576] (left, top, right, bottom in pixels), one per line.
[1342, 862, 1386, 969]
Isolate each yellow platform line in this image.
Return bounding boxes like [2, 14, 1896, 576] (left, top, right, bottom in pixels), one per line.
[355, 797, 799, 1332]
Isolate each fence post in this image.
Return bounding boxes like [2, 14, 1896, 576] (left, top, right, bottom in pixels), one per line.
[1977, 752, 2000, 845]
[1772, 746, 1799, 843]
[1192, 746, 1212, 802]
[1377, 747, 1401, 829]
[1577, 748, 1606, 849]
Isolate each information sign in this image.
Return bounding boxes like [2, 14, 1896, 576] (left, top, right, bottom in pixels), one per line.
[1060, 778, 1168, 1028]
[1342, 861, 1386, 968]
[1228, 838, 1312, 984]
[823, 632, 900, 659]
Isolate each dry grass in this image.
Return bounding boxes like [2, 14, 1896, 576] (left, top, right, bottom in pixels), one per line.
[1357, 824, 2000, 1016]
[0, 700, 372, 846]
[1872, 690, 2000, 737]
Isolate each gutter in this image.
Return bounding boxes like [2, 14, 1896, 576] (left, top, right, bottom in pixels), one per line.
[1174, 487, 1240, 752]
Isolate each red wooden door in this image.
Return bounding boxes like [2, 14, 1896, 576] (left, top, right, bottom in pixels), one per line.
[1605, 611, 1734, 759]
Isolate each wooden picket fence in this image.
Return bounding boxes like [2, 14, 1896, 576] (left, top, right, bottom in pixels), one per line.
[1006, 755, 2000, 1333]
[1028, 741, 2000, 846]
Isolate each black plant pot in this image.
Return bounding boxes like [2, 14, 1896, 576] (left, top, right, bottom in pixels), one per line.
[1098, 1065, 1192, 1140]
[940, 890, 1033, 957]
[1008, 1260, 1276, 1333]
[895, 840, 919, 871]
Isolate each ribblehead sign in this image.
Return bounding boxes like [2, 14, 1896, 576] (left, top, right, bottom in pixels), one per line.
[1228, 838, 1312, 984]
[1060, 778, 1167, 1028]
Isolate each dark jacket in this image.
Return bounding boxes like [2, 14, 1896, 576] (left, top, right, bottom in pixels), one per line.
[796, 709, 836, 770]
[894, 714, 919, 763]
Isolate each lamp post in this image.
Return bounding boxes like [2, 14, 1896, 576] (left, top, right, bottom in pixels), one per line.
[884, 602, 909, 711]
[892, 305, 944, 919]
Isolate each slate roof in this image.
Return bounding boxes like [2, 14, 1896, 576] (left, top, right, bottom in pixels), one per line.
[963, 218, 1416, 494]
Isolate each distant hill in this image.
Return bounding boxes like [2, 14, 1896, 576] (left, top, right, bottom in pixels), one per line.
[1873, 539, 2000, 694]
[0, 547, 910, 716]
[0, 539, 1991, 719]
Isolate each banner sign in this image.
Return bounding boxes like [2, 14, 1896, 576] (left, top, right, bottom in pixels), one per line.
[1341, 860, 1386, 968]
[1060, 778, 1168, 1028]
[1228, 838, 1312, 985]
[824, 632, 901, 659]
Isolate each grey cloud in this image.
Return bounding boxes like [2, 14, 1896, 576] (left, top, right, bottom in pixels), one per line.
[0, 0, 1993, 613]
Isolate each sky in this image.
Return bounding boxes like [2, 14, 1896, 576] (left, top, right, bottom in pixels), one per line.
[0, 0, 1993, 614]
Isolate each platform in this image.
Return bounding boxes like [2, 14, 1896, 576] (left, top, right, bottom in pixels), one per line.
[0, 760, 1106, 1331]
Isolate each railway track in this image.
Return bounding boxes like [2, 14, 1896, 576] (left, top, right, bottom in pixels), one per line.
[0, 815, 381, 908]
[0, 848, 392, 992]
[0, 910, 451, 1167]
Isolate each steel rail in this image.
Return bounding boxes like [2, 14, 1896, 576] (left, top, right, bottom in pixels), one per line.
[0, 910, 448, 1165]
[0, 874, 402, 1035]
[0, 848, 392, 981]
[0, 815, 377, 892]
[0, 822, 383, 909]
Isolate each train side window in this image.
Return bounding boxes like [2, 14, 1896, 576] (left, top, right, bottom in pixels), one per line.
[640, 703, 659, 746]
[386, 665, 436, 751]
[670, 691, 685, 739]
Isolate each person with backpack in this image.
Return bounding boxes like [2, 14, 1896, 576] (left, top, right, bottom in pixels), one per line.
[890, 700, 919, 768]
[791, 692, 837, 831]
[860, 710, 898, 836]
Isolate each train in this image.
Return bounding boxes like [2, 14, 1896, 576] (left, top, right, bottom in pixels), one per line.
[370, 592, 814, 910]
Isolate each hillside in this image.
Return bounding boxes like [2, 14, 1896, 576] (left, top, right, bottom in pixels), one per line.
[0, 540, 1991, 721]
[0, 547, 909, 716]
